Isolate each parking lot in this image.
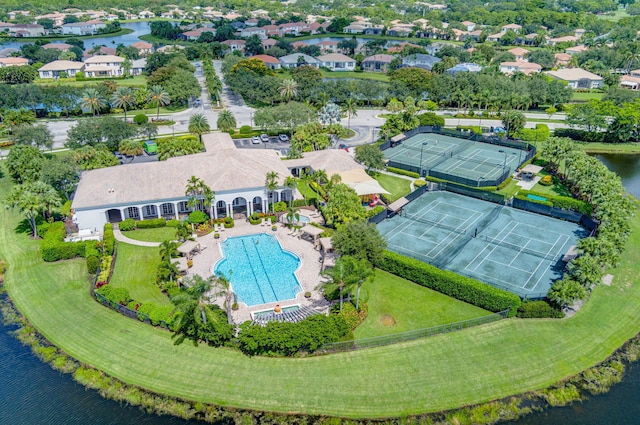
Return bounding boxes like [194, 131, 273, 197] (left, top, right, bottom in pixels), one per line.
[233, 135, 292, 154]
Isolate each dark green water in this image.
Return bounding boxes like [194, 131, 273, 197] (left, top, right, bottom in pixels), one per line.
[1, 154, 639, 424]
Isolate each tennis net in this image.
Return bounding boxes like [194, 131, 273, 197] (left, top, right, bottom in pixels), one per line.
[403, 212, 467, 235]
[456, 154, 503, 167]
[483, 236, 554, 260]
[403, 144, 449, 157]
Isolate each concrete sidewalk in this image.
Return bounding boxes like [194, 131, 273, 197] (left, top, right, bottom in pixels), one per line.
[112, 226, 161, 247]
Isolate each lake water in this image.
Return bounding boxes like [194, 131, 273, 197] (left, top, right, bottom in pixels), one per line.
[0, 21, 151, 50]
[1, 154, 640, 423]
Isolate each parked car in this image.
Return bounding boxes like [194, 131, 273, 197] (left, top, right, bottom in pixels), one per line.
[251, 136, 261, 144]
[260, 133, 270, 142]
[278, 134, 289, 142]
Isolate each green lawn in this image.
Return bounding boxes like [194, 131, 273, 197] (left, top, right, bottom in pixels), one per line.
[354, 270, 491, 339]
[3, 167, 640, 417]
[297, 181, 319, 204]
[122, 227, 176, 243]
[571, 92, 604, 102]
[530, 172, 573, 197]
[578, 142, 640, 154]
[318, 70, 390, 82]
[35, 75, 148, 87]
[373, 173, 411, 202]
[109, 243, 170, 306]
[596, 7, 630, 21]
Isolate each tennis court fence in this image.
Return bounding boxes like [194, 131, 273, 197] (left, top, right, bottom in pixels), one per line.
[316, 310, 510, 354]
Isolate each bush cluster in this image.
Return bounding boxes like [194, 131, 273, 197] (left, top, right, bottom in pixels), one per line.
[97, 284, 130, 306]
[41, 222, 87, 262]
[85, 241, 100, 274]
[518, 124, 550, 142]
[188, 210, 209, 224]
[166, 219, 181, 227]
[334, 302, 368, 331]
[119, 218, 135, 231]
[237, 315, 350, 356]
[418, 112, 445, 127]
[378, 251, 521, 315]
[516, 301, 564, 318]
[136, 218, 167, 229]
[517, 189, 592, 215]
[539, 175, 553, 186]
[387, 167, 420, 178]
[103, 224, 115, 255]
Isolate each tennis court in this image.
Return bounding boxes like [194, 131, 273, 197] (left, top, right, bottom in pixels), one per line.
[384, 133, 527, 186]
[378, 191, 589, 298]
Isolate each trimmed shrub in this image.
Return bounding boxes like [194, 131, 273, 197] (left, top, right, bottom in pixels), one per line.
[85, 241, 100, 274]
[40, 222, 87, 262]
[517, 300, 564, 318]
[248, 213, 261, 225]
[378, 251, 521, 315]
[166, 219, 180, 227]
[223, 216, 234, 228]
[273, 201, 287, 213]
[239, 125, 252, 134]
[148, 305, 174, 326]
[188, 210, 209, 224]
[365, 205, 386, 218]
[418, 112, 445, 127]
[133, 113, 148, 125]
[103, 223, 115, 255]
[414, 179, 427, 187]
[517, 189, 592, 215]
[335, 302, 368, 331]
[96, 284, 130, 306]
[137, 302, 156, 321]
[518, 124, 550, 142]
[387, 167, 420, 178]
[136, 218, 166, 229]
[119, 218, 135, 231]
[539, 175, 553, 186]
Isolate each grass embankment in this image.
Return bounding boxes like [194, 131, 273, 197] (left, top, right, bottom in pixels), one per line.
[0, 28, 133, 43]
[355, 270, 491, 339]
[579, 142, 640, 154]
[373, 173, 411, 202]
[571, 92, 604, 102]
[35, 75, 148, 88]
[2, 169, 640, 417]
[108, 243, 169, 306]
[122, 227, 176, 242]
[318, 70, 390, 82]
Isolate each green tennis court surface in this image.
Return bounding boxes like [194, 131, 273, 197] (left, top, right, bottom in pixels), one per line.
[384, 133, 526, 186]
[378, 191, 589, 298]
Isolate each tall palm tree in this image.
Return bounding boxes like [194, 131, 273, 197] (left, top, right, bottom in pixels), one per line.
[211, 273, 235, 325]
[265, 171, 279, 213]
[279, 78, 298, 101]
[342, 98, 358, 129]
[80, 88, 107, 116]
[320, 256, 360, 311]
[188, 113, 211, 141]
[285, 206, 300, 227]
[148, 85, 171, 120]
[283, 175, 298, 208]
[185, 175, 215, 216]
[216, 109, 236, 132]
[159, 240, 179, 263]
[313, 169, 328, 186]
[111, 86, 135, 122]
[170, 275, 217, 345]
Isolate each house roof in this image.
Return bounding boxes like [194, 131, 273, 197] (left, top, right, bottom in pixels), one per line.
[131, 41, 152, 49]
[0, 57, 28, 65]
[279, 53, 319, 64]
[221, 39, 246, 46]
[43, 43, 73, 50]
[507, 47, 529, 56]
[554, 53, 571, 61]
[292, 41, 309, 48]
[38, 60, 84, 71]
[72, 134, 364, 210]
[549, 35, 579, 43]
[501, 61, 541, 70]
[363, 54, 395, 63]
[262, 38, 277, 46]
[250, 54, 280, 64]
[130, 58, 147, 68]
[84, 55, 124, 64]
[544, 68, 602, 81]
[317, 53, 355, 62]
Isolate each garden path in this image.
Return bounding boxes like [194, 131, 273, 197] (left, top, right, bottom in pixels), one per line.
[112, 226, 161, 247]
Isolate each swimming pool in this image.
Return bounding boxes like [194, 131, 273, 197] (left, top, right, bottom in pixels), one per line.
[213, 233, 302, 306]
[283, 214, 310, 225]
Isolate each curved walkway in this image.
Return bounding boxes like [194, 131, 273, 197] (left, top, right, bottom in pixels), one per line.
[112, 226, 161, 247]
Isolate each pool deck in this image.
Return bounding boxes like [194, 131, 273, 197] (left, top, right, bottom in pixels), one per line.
[186, 213, 330, 324]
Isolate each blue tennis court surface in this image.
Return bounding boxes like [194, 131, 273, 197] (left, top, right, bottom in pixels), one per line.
[378, 191, 589, 298]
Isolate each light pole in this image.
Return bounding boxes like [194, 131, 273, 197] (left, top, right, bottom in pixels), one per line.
[419, 142, 428, 177]
[498, 149, 508, 171]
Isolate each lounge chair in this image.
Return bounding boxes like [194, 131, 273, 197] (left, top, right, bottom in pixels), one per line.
[220, 223, 225, 232]
[262, 218, 268, 227]
[290, 228, 299, 237]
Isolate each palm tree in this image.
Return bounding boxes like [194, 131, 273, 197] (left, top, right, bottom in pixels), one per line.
[188, 113, 210, 141]
[80, 88, 107, 116]
[211, 273, 235, 324]
[279, 78, 298, 101]
[216, 109, 236, 132]
[185, 175, 215, 216]
[299, 170, 312, 206]
[111, 86, 135, 122]
[265, 171, 279, 213]
[148, 85, 171, 120]
[320, 256, 360, 311]
[285, 207, 300, 227]
[5, 181, 62, 238]
[170, 275, 217, 345]
[342, 98, 358, 129]
[313, 169, 328, 186]
[283, 176, 298, 208]
[159, 240, 179, 263]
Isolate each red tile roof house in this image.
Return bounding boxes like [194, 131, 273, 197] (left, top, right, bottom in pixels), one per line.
[42, 43, 73, 52]
[250, 54, 281, 70]
[180, 27, 216, 41]
[221, 40, 246, 54]
[262, 38, 278, 49]
[0, 57, 29, 67]
[131, 41, 153, 56]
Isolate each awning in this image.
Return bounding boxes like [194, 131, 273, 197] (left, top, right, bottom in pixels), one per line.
[177, 240, 200, 256]
[391, 134, 406, 142]
[347, 180, 390, 196]
[387, 197, 409, 212]
[299, 224, 323, 240]
[319, 237, 333, 252]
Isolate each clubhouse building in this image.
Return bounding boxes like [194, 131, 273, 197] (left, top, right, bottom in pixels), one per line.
[71, 133, 377, 231]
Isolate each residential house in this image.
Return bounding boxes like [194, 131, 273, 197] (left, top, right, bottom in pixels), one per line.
[466, 30, 483, 42]
[565, 45, 589, 55]
[161, 9, 185, 19]
[0, 57, 29, 67]
[37, 60, 84, 78]
[554, 53, 572, 67]
[387, 42, 422, 54]
[131, 41, 153, 56]
[221, 40, 246, 54]
[129, 58, 147, 76]
[620, 69, 640, 90]
[262, 38, 277, 49]
[363, 26, 384, 35]
[450, 28, 468, 41]
[156, 45, 185, 54]
[229, 21, 245, 30]
[544, 68, 603, 89]
[425, 42, 447, 55]
[387, 25, 412, 37]
[316, 41, 339, 53]
[42, 43, 73, 52]
[292, 41, 309, 51]
[83, 46, 116, 59]
[180, 27, 216, 41]
[138, 10, 155, 19]
[574, 28, 586, 38]
[9, 24, 45, 37]
[240, 26, 267, 40]
[461, 21, 476, 31]
[520, 33, 544, 46]
[547, 35, 579, 46]
[446, 62, 483, 75]
[279, 53, 320, 68]
[501, 23, 522, 33]
[62, 20, 106, 36]
[244, 18, 260, 27]
[278, 22, 310, 36]
[507, 47, 530, 61]
[0, 48, 19, 57]
[7, 11, 30, 20]
[82, 55, 125, 77]
[401, 53, 441, 71]
[343, 23, 366, 34]
[0, 22, 15, 33]
[317, 53, 356, 71]
[35, 13, 65, 27]
[499, 61, 542, 75]
[262, 25, 280, 37]
[250, 54, 281, 70]
[486, 32, 504, 43]
[362, 54, 395, 73]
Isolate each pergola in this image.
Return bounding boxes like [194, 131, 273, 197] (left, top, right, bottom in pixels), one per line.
[177, 240, 200, 259]
[299, 224, 324, 241]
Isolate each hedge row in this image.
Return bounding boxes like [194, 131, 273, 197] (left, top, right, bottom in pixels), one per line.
[136, 218, 167, 229]
[378, 251, 521, 316]
[41, 222, 87, 262]
[103, 223, 115, 255]
[387, 167, 420, 178]
[517, 189, 592, 215]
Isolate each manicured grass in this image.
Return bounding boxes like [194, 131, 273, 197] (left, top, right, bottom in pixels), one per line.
[571, 92, 604, 102]
[296, 181, 319, 204]
[122, 227, 176, 243]
[3, 167, 640, 418]
[596, 7, 630, 21]
[318, 70, 390, 82]
[578, 142, 640, 154]
[354, 270, 491, 339]
[372, 173, 411, 202]
[35, 76, 148, 87]
[109, 243, 170, 306]
[531, 172, 573, 197]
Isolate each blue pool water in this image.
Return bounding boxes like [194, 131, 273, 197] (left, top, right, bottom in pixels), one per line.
[214, 234, 302, 306]
[527, 194, 547, 201]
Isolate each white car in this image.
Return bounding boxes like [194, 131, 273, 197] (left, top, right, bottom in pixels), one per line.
[251, 136, 261, 144]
